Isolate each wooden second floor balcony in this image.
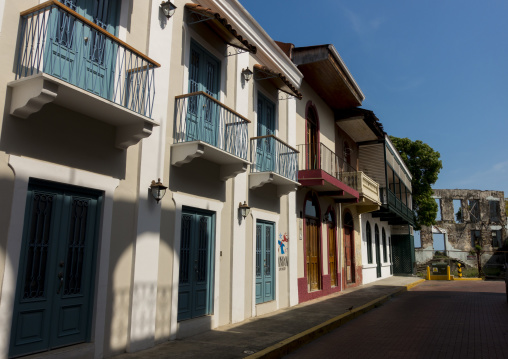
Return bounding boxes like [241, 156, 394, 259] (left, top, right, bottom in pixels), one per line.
[8, 1, 160, 149]
[375, 187, 415, 225]
[249, 135, 300, 196]
[298, 143, 359, 202]
[343, 171, 381, 213]
[172, 92, 250, 180]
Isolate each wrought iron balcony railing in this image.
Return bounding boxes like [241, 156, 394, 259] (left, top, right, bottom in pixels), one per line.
[298, 143, 358, 190]
[174, 92, 249, 160]
[250, 135, 299, 182]
[16, 1, 159, 118]
[381, 187, 414, 221]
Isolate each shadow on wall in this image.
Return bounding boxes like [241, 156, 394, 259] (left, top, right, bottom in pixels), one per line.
[103, 198, 178, 357]
[0, 166, 15, 298]
[0, 91, 127, 179]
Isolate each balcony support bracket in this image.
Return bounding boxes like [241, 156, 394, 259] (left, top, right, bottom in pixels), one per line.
[277, 184, 298, 197]
[171, 142, 205, 167]
[249, 172, 274, 190]
[8, 74, 159, 150]
[220, 163, 248, 181]
[249, 172, 299, 196]
[9, 76, 58, 119]
[116, 122, 153, 150]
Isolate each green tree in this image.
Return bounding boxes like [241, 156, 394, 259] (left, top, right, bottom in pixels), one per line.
[389, 136, 443, 229]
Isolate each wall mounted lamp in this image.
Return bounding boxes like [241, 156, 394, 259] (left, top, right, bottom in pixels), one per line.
[241, 67, 253, 82]
[150, 178, 167, 203]
[160, 1, 177, 19]
[239, 201, 251, 219]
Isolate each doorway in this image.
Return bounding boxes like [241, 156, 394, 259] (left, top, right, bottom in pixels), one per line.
[343, 212, 355, 284]
[255, 220, 275, 304]
[178, 208, 215, 321]
[305, 194, 321, 291]
[10, 180, 102, 358]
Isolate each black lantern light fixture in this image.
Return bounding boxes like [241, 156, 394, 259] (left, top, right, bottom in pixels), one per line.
[241, 67, 253, 82]
[160, 1, 177, 19]
[150, 178, 167, 203]
[239, 201, 251, 219]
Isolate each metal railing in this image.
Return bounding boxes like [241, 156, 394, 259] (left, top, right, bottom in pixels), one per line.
[174, 92, 249, 160]
[16, 1, 159, 118]
[250, 135, 299, 182]
[381, 188, 414, 222]
[297, 143, 358, 190]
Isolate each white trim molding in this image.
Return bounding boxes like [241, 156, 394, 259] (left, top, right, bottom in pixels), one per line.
[170, 192, 224, 339]
[0, 155, 119, 359]
[249, 209, 280, 318]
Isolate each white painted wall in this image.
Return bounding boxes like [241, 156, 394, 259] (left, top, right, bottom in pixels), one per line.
[127, 2, 173, 352]
[230, 51, 249, 324]
[361, 213, 393, 285]
[0, 156, 119, 359]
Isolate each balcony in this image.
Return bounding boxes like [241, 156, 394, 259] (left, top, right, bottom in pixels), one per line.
[172, 92, 250, 180]
[375, 188, 415, 225]
[249, 135, 300, 196]
[9, 1, 160, 149]
[343, 172, 381, 213]
[298, 143, 359, 202]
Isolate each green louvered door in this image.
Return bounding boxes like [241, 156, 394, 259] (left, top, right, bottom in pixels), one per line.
[256, 94, 276, 173]
[10, 180, 101, 358]
[186, 41, 220, 145]
[178, 208, 215, 321]
[255, 221, 275, 304]
[45, 0, 119, 96]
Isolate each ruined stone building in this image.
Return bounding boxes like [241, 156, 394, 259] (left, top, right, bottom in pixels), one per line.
[415, 189, 507, 274]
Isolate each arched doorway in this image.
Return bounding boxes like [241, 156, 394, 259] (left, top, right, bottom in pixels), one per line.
[325, 207, 338, 287]
[306, 105, 319, 170]
[343, 211, 355, 284]
[304, 193, 321, 291]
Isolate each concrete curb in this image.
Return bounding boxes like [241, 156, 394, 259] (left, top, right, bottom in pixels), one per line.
[245, 279, 426, 359]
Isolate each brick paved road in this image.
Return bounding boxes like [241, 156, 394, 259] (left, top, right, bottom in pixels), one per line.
[285, 280, 508, 359]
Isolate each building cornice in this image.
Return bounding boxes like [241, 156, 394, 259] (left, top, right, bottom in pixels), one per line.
[200, 0, 303, 89]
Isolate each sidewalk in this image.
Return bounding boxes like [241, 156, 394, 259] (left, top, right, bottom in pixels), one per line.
[115, 276, 424, 359]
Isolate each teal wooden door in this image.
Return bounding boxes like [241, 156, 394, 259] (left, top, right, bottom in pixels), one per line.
[178, 208, 215, 321]
[10, 180, 101, 358]
[256, 94, 276, 172]
[375, 225, 381, 278]
[255, 221, 275, 304]
[187, 42, 220, 146]
[45, 0, 119, 96]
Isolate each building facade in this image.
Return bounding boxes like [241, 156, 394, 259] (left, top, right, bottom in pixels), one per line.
[352, 126, 416, 282]
[276, 43, 383, 302]
[0, 1, 304, 358]
[415, 189, 506, 276]
[0, 1, 416, 358]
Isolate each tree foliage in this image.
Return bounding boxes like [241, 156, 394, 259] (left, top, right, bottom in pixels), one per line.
[389, 136, 443, 229]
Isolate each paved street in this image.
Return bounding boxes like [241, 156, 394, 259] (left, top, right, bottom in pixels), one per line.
[285, 280, 508, 359]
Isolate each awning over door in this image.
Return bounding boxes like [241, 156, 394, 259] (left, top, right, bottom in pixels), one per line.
[253, 64, 302, 99]
[185, 3, 257, 54]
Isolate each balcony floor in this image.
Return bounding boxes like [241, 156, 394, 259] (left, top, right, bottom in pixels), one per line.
[8, 73, 159, 149]
[298, 169, 359, 201]
[171, 141, 249, 181]
[249, 172, 300, 196]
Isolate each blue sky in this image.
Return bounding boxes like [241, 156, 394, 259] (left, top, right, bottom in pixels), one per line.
[241, 0, 508, 195]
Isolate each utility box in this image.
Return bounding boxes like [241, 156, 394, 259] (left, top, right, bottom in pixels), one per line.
[431, 263, 448, 275]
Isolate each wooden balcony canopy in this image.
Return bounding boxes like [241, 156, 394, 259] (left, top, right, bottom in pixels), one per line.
[291, 44, 363, 109]
[254, 64, 302, 99]
[336, 108, 385, 144]
[185, 3, 256, 54]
